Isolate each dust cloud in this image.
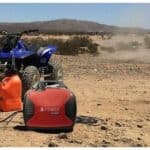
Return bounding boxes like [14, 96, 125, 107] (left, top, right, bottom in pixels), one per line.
[94, 34, 150, 64]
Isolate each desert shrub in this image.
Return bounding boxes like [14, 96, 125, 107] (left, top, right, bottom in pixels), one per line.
[144, 36, 150, 48]
[23, 36, 98, 55]
[100, 46, 115, 53]
[70, 36, 99, 54]
[88, 43, 99, 55]
[71, 36, 91, 46]
[23, 37, 46, 51]
[116, 41, 141, 50]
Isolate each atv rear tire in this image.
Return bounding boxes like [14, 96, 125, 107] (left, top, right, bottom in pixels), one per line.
[22, 66, 40, 98]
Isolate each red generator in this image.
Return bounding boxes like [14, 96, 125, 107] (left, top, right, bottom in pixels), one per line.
[23, 80, 77, 132]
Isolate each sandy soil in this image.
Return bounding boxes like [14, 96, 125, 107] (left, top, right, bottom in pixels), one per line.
[0, 35, 150, 147]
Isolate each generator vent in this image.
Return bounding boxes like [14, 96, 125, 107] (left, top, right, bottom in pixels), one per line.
[23, 97, 34, 124]
[65, 95, 77, 122]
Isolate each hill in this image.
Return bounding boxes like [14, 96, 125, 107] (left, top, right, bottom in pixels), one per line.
[0, 19, 149, 34]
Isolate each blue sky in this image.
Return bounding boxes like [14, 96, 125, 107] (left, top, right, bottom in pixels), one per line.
[0, 3, 149, 29]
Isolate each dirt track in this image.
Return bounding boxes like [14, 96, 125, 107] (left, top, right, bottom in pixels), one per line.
[0, 35, 150, 147]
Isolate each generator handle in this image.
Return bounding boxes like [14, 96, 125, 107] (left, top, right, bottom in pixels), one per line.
[32, 80, 67, 91]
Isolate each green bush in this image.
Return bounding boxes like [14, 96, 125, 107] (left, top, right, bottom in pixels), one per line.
[23, 36, 99, 55]
[144, 36, 150, 48]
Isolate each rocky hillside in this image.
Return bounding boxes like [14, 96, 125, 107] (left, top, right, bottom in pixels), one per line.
[0, 19, 149, 34]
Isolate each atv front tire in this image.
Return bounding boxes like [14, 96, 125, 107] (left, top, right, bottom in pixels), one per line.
[50, 62, 63, 81]
[22, 66, 40, 98]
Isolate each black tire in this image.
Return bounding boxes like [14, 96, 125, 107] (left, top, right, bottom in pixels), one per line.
[22, 66, 40, 98]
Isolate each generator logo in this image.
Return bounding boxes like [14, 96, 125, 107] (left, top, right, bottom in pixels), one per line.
[40, 106, 60, 115]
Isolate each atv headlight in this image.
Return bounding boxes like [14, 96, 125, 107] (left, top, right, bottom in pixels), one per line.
[40, 57, 47, 64]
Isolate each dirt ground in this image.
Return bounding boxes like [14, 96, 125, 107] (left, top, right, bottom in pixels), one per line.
[0, 35, 150, 147]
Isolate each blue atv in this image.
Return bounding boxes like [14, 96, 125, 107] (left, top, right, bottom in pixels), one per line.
[0, 30, 63, 96]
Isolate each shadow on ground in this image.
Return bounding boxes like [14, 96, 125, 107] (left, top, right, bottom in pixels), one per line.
[76, 115, 103, 126]
[13, 115, 102, 133]
[13, 125, 73, 134]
